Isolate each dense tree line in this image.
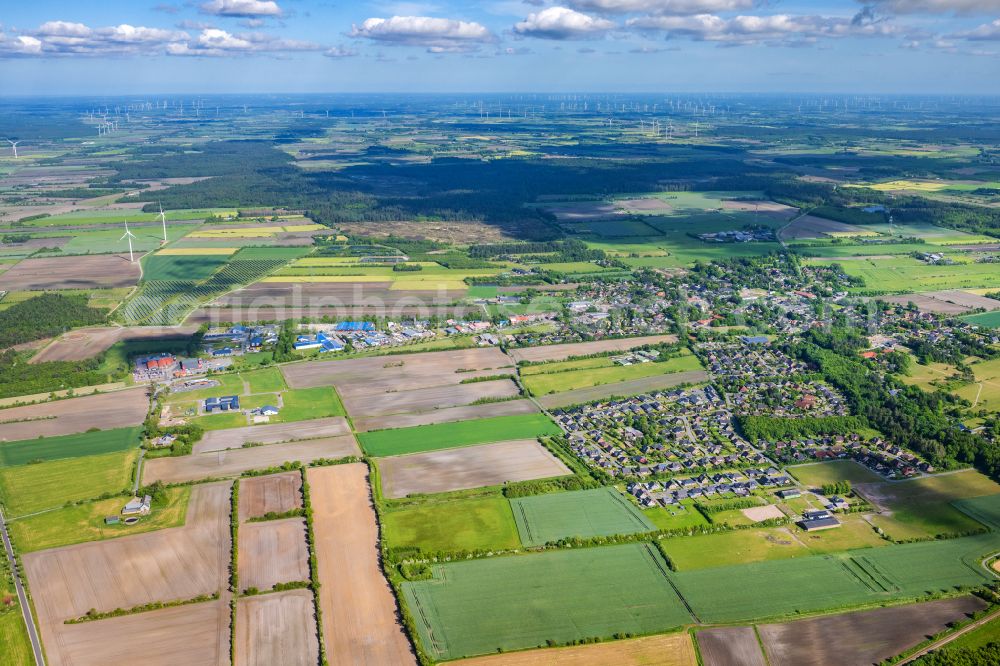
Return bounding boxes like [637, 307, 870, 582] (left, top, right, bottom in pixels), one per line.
[739, 415, 869, 443]
[914, 643, 1000, 666]
[795, 330, 1000, 477]
[0, 293, 106, 348]
[0, 352, 109, 399]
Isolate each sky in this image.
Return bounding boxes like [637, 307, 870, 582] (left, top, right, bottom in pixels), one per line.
[1, 0, 999, 95]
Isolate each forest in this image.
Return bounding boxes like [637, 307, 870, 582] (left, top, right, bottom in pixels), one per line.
[0, 293, 107, 348]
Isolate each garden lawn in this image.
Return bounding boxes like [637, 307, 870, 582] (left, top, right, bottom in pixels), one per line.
[382, 496, 520, 554]
[0, 450, 137, 516]
[642, 500, 711, 531]
[358, 413, 560, 457]
[0, 426, 141, 467]
[510, 487, 655, 546]
[403, 542, 693, 661]
[9, 486, 190, 552]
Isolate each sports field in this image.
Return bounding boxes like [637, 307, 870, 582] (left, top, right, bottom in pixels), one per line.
[358, 413, 560, 457]
[510, 487, 655, 546]
[0, 449, 137, 516]
[403, 542, 693, 661]
[522, 352, 703, 395]
[671, 532, 1000, 623]
[382, 496, 521, 553]
[0, 426, 141, 466]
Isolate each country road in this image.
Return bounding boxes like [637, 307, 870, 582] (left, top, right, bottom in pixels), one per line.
[898, 605, 1000, 665]
[0, 508, 45, 665]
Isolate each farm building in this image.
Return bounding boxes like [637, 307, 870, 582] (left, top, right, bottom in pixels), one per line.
[205, 395, 240, 412]
[799, 509, 841, 531]
[122, 495, 152, 516]
[335, 321, 375, 332]
[778, 488, 801, 500]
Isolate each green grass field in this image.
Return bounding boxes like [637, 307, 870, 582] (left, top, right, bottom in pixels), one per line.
[953, 494, 1000, 531]
[142, 253, 230, 281]
[190, 411, 248, 431]
[272, 386, 345, 422]
[642, 500, 712, 531]
[242, 367, 287, 394]
[809, 256, 1000, 292]
[0, 611, 32, 666]
[0, 450, 137, 516]
[403, 542, 693, 660]
[941, 612, 1000, 652]
[787, 460, 884, 487]
[861, 471, 1000, 540]
[165, 373, 245, 403]
[522, 352, 703, 396]
[663, 527, 809, 570]
[671, 532, 1000, 623]
[358, 413, 560, 457]
[961, 311, 1000, 329]
[9, 486, 190, 552]
[510, 487, 655, 546]
[382, 496, 520, 554]
[0, 426, 141, 467]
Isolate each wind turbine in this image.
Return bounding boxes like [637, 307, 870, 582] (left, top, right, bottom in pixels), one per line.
[158, 203, 168, 244]
[6, 140, 20, 158]
[120, 218, 137, 262]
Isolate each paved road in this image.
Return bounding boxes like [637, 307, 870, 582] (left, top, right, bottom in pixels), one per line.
[0, 508, 45, 665]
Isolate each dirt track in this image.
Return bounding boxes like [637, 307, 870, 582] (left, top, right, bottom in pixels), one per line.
[0, 253, 142, 291]
[307, 464, 416, 665]
[239, 472, 302, 521]
[0, 387, 149, 441]
[508, 335, 678, 363]
[193, 416, 351, 453]
[143, 436, 361, 484]
[235, 590, 319, 666]
[353, 399, 539, 432]
[24, 482, 231, 666]
[378, 439, 571, 499]
[238, 518, 310, 592]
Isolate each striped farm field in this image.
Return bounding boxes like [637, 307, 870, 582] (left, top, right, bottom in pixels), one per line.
[403, 542, 692, 661]
[510, 487, 655, 546]
[282, 224, 324, 232]
[190, 230, 275, 238]
[155, 247, 238, 256]
[0, 426, 141, 467]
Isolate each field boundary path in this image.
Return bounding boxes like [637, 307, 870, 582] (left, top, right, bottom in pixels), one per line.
[0, 508, 45, 666]
[897, 605, 1000, 664]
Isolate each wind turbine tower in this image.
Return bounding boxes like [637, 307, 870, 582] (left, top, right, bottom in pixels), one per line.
[158, 203, 168, 244]
[120, 218, 137, 263]
[6, 140, 20, 158]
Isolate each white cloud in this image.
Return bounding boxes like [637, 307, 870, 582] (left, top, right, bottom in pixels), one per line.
[0, 20, 318, 58]
[862, 0, 1000, 15]
[954, 18, 1000, 40]
[350, 16, 495, 52]
[628, 12, 900, 44]
[324, 45, 358, 57]
[513, 6, 615, 40]
[569, 0, 754, 15]
[200, 0, 282, 18]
